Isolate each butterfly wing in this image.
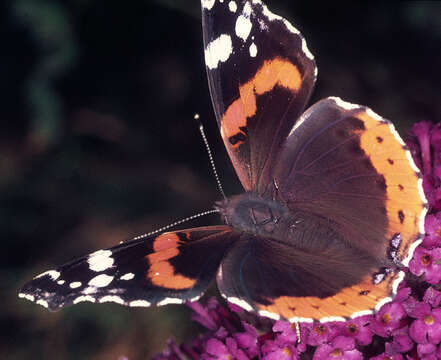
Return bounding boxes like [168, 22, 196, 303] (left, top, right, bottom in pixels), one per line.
[201, 0, 316, 192]
[19, 226, 237, 311]
[217, 97, 427, 322]
[274, 97, 427, 263]
[217, 231, 397, 322]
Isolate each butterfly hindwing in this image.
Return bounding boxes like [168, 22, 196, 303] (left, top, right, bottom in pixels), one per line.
[19, 226, 237, 311]
[217, 222, 397, 321]
[201, 0, 317, 193]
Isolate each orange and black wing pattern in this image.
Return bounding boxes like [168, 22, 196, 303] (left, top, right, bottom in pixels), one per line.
[275, 97, 427, 266]
[218, 97, 426, 322]
[19, 226, 237, 311]
[201, 0, 316, 192]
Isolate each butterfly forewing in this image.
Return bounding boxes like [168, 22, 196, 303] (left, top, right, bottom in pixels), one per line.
[201, 0, 317, 193]
[19, 226, 237, 311]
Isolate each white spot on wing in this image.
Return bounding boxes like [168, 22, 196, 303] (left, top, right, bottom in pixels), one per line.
[99, 295, 125, 304]
[201, 0, 215, 10]
[129, 300, 151, 307]
[402, 237, 423, 267]
[320, 316, 346, 323]
[69, 281, 82, 289]
[228, 1, 237, 12]
[205, 34, 233, 69]
[419, 205, 428, 234]
[301, 37, 314, 60]
[249, 42, 257, 57]
[88, 274, 114, 288]
[88, 249, 114, 272]
[257, 0, 299, 35]
[73, 295, 96, 304]
[288, 316, 314, 323]
[330, 97, 360, 111]
[157, 298, 184, 306]
[243, 2, 252, 16]
[36, 299, 49, 308]
[350, 310, 374, 319]
[82, 286, 98, 295]
[392, 271, 405, 294]
[258, 310, 280, 320]
[227, 297, 253, 312]
[34, 270, 60, 281]
[18, 293, 35, 302]
[375, 297, 393, 311]
[288, 113, 307, 137]
[57, 280, 65, 285]
[189, 295, 202, 302]
[365, 107, 383, 122]
[120, 273, 135, 281]
[405, 147, 421, 172]
[257, 18, 267, 31]
[235, 15, 252, 41]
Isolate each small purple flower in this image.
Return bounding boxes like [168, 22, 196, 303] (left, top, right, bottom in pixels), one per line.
[306, 322, 339, 346]
[409, 302, 441, 345]
[371, 301, 407, 337]
[370, 340, 405, 360]
[313, 336, 362, 360]
[334, 316, 373, 346]
[424, 213, 441, 248]
[370, 355, 404, 360]
[424, 287, 441, 308]
[261, 341, 300, 360]
[423, 174, 439, 209]
[431, 123, 441, 168]
[416, 342, 437, 358]
[263, 321, 307, 358]
[227, 301, 244, 314]
[188, 301, 219, 331]
[373, 326, 413, 356]
[272, 320, 298, 343]
[234, 322, 259, 358]
[409, 246, 441, 284]
[395, 286, 411, 303]
[410, 121, 432, 174]
[392, 330, 414, 353]
[204, 337, 248, 360]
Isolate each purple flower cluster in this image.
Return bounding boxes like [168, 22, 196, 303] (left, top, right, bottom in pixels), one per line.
[154, 122, 441, 359]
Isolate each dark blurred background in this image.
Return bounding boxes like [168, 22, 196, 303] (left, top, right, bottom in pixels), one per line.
[2, 0, 440, 359]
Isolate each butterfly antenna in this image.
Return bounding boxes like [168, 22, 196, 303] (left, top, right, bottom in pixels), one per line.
[195, 113, 227, 200]
[132, 209, 220, 240]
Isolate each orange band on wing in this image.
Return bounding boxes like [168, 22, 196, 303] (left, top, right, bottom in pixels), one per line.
[257, 272, 396, 320]
[354, 110, 425, 259]
[221, 58, 302, 148]
[146, 233, 196, 290]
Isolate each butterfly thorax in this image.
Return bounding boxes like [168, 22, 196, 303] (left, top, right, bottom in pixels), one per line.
[216, 193, 293, 239]
[216, 193, 356, 253]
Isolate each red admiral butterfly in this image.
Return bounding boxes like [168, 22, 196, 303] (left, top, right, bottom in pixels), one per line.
[19, 0, 427, 323]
